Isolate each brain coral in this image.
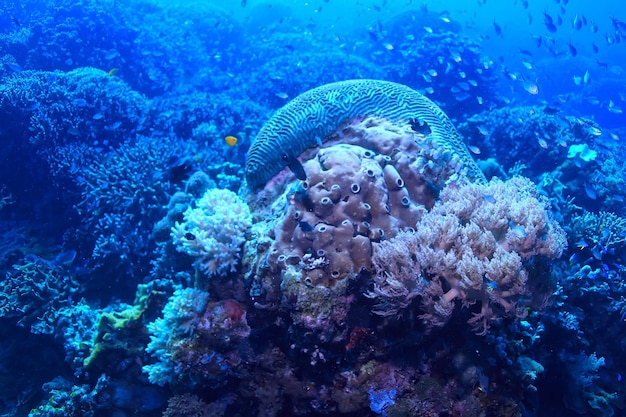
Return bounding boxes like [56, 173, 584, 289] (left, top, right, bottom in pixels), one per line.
[244, 79, 485, 189]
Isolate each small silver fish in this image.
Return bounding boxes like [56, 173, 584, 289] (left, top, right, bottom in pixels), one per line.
[588, 126, 602, 136]
[608, 100, 623, 114]
[537, 137, 549, 149]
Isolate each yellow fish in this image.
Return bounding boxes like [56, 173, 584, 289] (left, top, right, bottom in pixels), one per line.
[107, 68, 119, 76]
[225, 135, 238, 146]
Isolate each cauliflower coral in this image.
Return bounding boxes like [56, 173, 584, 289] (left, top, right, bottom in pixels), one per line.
[171, 188, 252, 277]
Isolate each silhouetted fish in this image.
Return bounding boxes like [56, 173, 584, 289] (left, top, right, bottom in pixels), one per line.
[298, 221, 314, 232]
[584, 182, 597, 200]
[283, 154, 307, 181]
[493, 20, 502, 36]
[544, 12, 558, 32]
[409, 118, 432, 135]
[544, 105, 560, 115]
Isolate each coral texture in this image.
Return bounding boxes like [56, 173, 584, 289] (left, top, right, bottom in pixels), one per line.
[0, 67, 146, 149]
[368, 177, 566, 334]
[171, 188, 252, 277]
[569, 210, 626, 263]
[144, 287, 250, 388]
[244, 116, 467, 341]
[246, 116, 461, 300]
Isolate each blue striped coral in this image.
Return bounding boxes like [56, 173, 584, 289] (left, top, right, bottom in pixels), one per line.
[171, 188, 252, 277]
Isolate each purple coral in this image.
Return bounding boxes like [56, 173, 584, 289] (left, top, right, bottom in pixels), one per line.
[244, 116, 459, 341]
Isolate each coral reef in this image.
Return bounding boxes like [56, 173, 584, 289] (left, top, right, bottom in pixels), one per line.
[245, 116, 465, 341]
[377, 9, 502, 120]
[0, 68, 146, 151]
[248, 50, 386, 109]
[72, 135, 202, 288]
[457, 106, 602, 178]
[0, 0, 624, 416]
[29, 375, 109, 417]
[144, 287, 211, 386]
[162, 393, 223, 417]
[0, 254, 79, 333]
[568, 210, 626, 265]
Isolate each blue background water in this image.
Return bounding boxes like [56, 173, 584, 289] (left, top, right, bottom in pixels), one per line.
[0, 0, 625, 416]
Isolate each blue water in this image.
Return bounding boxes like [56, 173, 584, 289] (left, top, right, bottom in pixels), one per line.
[0, 0, 625, 416]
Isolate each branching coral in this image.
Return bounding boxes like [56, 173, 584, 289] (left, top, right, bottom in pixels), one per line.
[0, 255, 79, 333]
[171, 188, 252, 277]
[0, 68, 146, 150]
[29, 375, 109, 417]
[144, 287, 250, 388]
[72, 135, 203, 283]
[144, 287, 210, 386]
[369, 176, 566, 334]
[569, 210, 626, 263]
[457, 106, 602, 176]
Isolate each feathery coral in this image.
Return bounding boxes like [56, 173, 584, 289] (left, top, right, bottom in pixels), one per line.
[369, 177, 566, 334]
